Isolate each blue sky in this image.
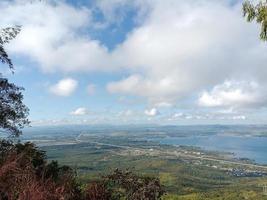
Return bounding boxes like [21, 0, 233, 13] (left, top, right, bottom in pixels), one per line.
[1, 0, 267, 126]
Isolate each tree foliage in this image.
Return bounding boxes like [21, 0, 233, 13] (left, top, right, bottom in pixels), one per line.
[0, 26, 21, 71]
[0, 79, 29, 136]
[0, 26, 29, 136]
[0, 140, 83, 200]
[0, 141, 165, 200]
[243, 0, 267, 41]
[104, 169, 165, 200]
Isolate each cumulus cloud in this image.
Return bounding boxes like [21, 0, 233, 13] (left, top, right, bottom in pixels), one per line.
[167, 111, 247, 121]
[2, 0, 267, 114]
[105, 0, 267, 107]
[70, 107, 89, 116]
[107, 74, 178, 105]
[118, 109, 133, 117]
[144, 108, 159, 116]
[172, 112, 186, 119]
[49, 78, 78, 96]
[232, 115, 246, 120]
[1, 0, 112, 72]
[198, 80, 266, 108]
[167, 112, 205, 121]
[154, 102, 173, 108]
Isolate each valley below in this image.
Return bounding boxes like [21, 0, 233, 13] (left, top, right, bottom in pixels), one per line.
[19, 125, 267, 199]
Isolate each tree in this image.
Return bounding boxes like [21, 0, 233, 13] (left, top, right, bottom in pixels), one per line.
[0, 26, 29, 136]
[104, 169, 165, 200]
[243, 0, 267, 41]
[0, 141, 83, 200]
[0, 26, 21, 70]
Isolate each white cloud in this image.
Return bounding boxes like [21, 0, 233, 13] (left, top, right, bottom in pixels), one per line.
[198, 80, 266, 108]
[232, 115, 246, 120]
[118, 109, 133, 117]
[49, 78, 78, 96]
[166, 111, 248, 121]
[154, 102, 173, 108]
[168, 112, 206, 121]
[70, 107, 89, 116]
[105, 0, 267, 106]
[87, 84, 96, 95]
[107, 74, 178, 105]
[2, 0, 267, 113]
[144, 108, 159, 116]
[172, 112, 186, 119]
[1, 0, 112, 73]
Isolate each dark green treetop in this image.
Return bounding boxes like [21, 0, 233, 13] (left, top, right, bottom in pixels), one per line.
[0, 26, 29, 137]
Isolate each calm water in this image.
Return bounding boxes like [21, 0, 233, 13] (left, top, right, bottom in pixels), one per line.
[152, 135, 267, 164]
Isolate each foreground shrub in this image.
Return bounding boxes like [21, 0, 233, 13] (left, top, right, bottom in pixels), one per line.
[0, 140, 164, 200]
[85, 182, 111, 200]
[105, 169, 165, 200]
[0, 140, 82, 200]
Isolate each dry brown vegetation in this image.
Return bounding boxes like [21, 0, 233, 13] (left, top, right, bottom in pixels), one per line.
[0, 140, 164, 200]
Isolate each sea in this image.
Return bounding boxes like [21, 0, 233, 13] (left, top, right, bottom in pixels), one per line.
[151, 134, 267, 164]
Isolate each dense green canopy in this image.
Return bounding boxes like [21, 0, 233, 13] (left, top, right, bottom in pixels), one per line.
[0, 26, 29, 136]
